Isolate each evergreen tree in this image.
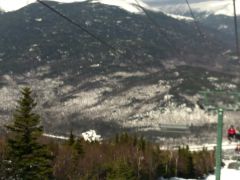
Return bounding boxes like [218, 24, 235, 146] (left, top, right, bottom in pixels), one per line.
[177, 146, 194, 178]
[106, 160, 136, 180]
[138, 135, 146, 152]
[120, 132, 129, 143]
[114, 133, 119, 144]
[0, 140, 6, 178]
[74, 138, 84, 156]
[5, 87, 53, 180]
[132, 134, 138, 147]
[68, 129, 75, 146]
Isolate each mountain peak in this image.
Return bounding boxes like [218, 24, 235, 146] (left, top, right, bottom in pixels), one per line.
[150, 0, 240, 17]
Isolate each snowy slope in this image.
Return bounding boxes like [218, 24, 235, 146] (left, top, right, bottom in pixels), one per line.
[0, 0, 149, 13]
[160, 169, 240, 180]
[165, 13, 193, 21]
[206, 168, 240, 180]
[0, 0, 194, 21]
[148, 0, 240, 17]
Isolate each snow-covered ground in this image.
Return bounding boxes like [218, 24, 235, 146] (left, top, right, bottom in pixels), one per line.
[159, 162, 240, 180]
[43, 133, 69, 140]
[160, 169, 240, 180]
[43, 129, 102, 142]
[189, 141, 239, 151]
[160, 177, 196, 180]
[206, 168, 240, 180]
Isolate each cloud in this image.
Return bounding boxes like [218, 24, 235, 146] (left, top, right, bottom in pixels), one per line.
[0, 0, 86, 12]
[0, 0, 35, 12]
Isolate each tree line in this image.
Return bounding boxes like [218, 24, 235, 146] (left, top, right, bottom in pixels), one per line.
[0, 87, 215, 179]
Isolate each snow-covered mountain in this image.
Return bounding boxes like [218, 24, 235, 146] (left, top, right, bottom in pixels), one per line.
[147, 0, 240, 17]
[1, 0, 238, 137]
[1, 0, 240, 19]
[0, 0, 150, 13]
[0, 0, 194, 21]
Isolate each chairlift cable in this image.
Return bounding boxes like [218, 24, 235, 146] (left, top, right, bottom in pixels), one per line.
[184, 0, 204, 38]
[36, 0, 118, 53]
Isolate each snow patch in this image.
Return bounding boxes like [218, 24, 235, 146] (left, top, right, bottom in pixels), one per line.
[90, 63, 100, 68]
[35, 18, 43, 22]
[218, 24, 228, 30]
[43, 133, 68, 140]
[82, 129, 102, 142]
[206, 168, 240, 180]
[43, 129, 102, 142]
[165, 13, 193, 21]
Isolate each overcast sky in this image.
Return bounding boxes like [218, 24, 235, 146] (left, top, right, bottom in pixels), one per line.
[0, 0, 155, 12]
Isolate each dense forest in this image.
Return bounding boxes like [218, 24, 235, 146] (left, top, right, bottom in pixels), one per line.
[0, 88, 215, 179]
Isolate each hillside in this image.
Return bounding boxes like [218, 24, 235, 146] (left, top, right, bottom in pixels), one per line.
[147, 0, 240, 47]
[0, 1, 240, 137]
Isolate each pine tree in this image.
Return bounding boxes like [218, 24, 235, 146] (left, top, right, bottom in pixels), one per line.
[106, 160, 136, 180]
[132, 134, 138, 147]
[0, 138, 6, 178]
[138, 135, 146, 152]
[5, 87, 53, 179]
[114, 133, 119, 144]
[177, 146, 194, 178]
[74, 138, 84, 156]
[68, 129, 75, 146]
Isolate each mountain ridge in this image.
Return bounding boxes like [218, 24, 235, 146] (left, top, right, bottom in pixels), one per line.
[0, 1, 239, 136]
[2, 0, 240, 17]
[148, 0, 240, 17]
[0, 0, 149, 13]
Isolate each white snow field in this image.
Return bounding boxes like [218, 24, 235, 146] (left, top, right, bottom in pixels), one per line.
[158, 168, 240, 180]
[189, 141, 239, 151]
[206, 168, 240, 180]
